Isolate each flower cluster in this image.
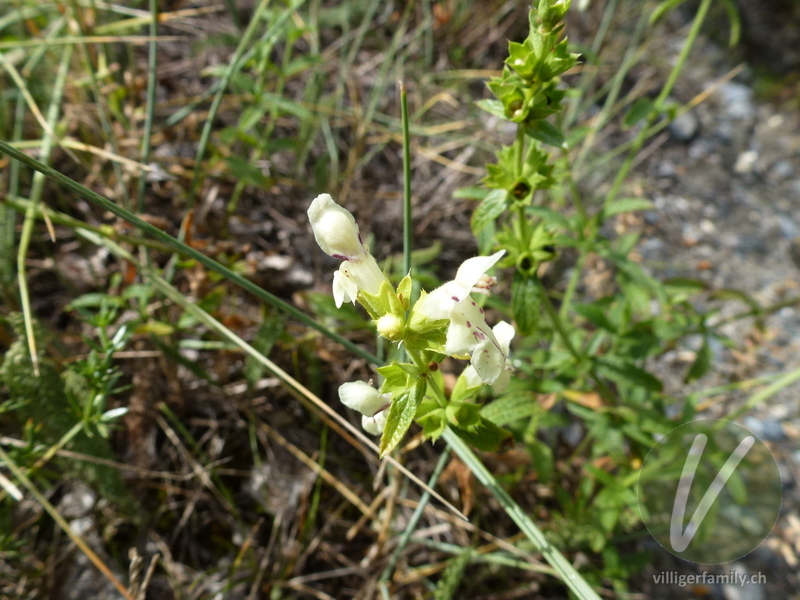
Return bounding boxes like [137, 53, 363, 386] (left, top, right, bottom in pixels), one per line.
[308, 194, 515, 450]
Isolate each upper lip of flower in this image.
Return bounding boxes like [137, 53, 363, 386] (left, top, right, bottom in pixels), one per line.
[416, 250, 506, 321]
[307, 193, 366, 261]
[413, 250, 512, 384]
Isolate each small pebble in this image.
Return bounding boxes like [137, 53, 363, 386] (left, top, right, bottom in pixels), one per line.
[718, 82, 755, 120]
[768, 159, 793, 182]
[668, 111, 699, 142]
[742, 416, 786, 441]
[735, 150, 759, 174]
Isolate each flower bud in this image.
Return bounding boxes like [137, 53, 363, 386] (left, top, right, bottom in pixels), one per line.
[307, 194, 365, 261]
[376, 314, 405, 341]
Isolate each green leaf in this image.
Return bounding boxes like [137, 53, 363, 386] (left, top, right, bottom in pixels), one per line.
[595, 357, 663, 392]
[450, 371, 483, 403]
[511, 271, 539, 335]
[719, 0, 741, 46]
[453, 186, 490, 201]
[622, 98, 654, 129]
[603, 197, 654, 218]
[481, 391, 540, 426]
[573, 302, 617, 333]
[244, 317, 284, 385]
[224, 155, 271, 188]
[433, 546, 474, 600]
[445, 401, 482, 429]
[416, 398, 447, 440]
[664, 277, 709, 295]
[685, 337, 712, 383]
[710, 288, 761, 313]
[284, 54, 324, 77]
[649, 0, 689, 25]
[476, 98, 507, 119]
[527, 205, 571, 231]
[527, 439, 553, 484]
[470, 188, 508, 235]
[451, 416, 512, 452]
[396, 273, 413, 310]
[380, 379, 426, 456]
[359, 279, 402, 319]
[523, 119, 566, 148]
[377, 363, 413, 396]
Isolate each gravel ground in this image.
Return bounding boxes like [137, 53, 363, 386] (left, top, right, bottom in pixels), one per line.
[625, 32, 800, 600]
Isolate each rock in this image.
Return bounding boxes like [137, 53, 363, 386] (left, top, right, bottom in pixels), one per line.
[736, 235, 769, 257]
[742, 416, 786, 441]
[789, 237, 800, 270]
[668, 111, 700, 142]
[720, 563, 765, 600]
[768, 159, 794, 183]
[59, 483, 97, 519]
[735, 150, 759, 174]
[657, 161, 677, 178]
[718, 82, 755, 120]
[777, 217, 797, 239]
[689, 138, 712, 159]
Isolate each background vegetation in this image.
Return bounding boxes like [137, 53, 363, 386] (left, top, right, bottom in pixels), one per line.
[1, 0, 798, 598]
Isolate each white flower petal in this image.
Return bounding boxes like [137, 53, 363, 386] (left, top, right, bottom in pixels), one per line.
[333, 266, 358, 307]
[416, 284, 457, 321]
[308, 194, 365, 260]
[344, 253, 386, 296]
[339, 381, 390, 417]
[445, 311, 476, 358]
[454, 250, 505, 291]
[362, 411, 387, 435]
[461, 365, 484, 389]
[471, 338, 506, 385]
[492, 321, 516, 355]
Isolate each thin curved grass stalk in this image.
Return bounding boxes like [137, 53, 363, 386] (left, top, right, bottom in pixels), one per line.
[136, 0, 159, 212]
[74, 227, 464, 521]
[443, 430, 601, 600]
[0, 141, 380, 366]
[15, 46, 72, 376]
[604, 0, 713, 206]
[66, 0, 132, 208]
[187, 0, 307, 208]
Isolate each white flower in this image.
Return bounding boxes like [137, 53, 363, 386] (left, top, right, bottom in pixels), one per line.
[416, 250, 511, 384]
[308, 194, 388, 307]
[462, 320, 515, 392]
[339, 381, 391, 435]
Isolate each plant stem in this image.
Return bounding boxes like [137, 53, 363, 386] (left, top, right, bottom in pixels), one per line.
[400, 81, 412, 277]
